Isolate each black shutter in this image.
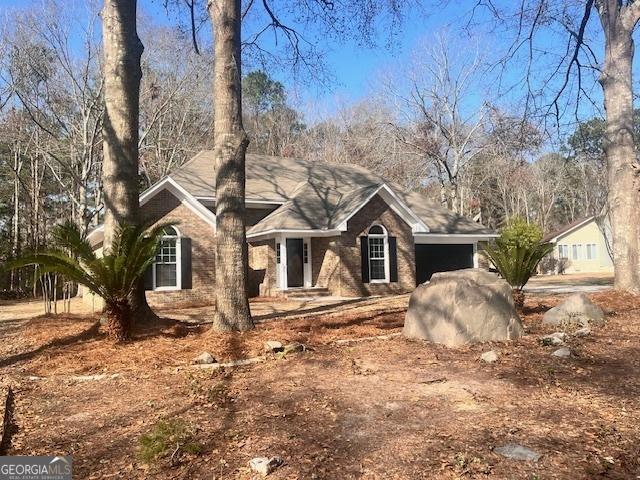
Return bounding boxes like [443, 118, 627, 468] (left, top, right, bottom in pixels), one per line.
[360, 236, 370, 283]
[181, 237, 193, 290]
[144, 265, 153, 291]
[389, 236, 398, 282]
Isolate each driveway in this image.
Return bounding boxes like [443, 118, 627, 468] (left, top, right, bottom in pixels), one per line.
[525, 272, 614, 294]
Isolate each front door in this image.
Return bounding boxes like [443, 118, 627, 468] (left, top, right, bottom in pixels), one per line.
[286, 238, 304, 288]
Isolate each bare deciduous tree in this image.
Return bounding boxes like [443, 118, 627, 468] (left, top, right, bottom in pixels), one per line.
[386, 34, 489, 213]
[475, 0, 640, 291]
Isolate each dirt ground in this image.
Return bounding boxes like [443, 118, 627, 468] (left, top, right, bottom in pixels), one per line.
[1, 291, 639, 479]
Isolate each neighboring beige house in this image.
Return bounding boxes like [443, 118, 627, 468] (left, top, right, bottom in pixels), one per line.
[543, 216, 613, 274]
[86, 152, 496, 306]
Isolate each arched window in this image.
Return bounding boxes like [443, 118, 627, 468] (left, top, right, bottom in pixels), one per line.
[154, 226, 181, 290]
[368, 224, 389, 282]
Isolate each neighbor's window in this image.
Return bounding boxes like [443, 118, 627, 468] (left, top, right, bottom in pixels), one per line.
[586, 243, 597, 260]
[558, 244, 569, 259]
[572, 244, 582, 261]
[276, 243, 281, 264]
[368, 224, 388, 282]
[303, 242, 309, 264]
[154, 226, 180, 289]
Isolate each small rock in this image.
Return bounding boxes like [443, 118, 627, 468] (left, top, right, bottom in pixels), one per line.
[480, 350, 498, 363]
[249, 456, 283, 476]
[543, 293, 605, 327]
[552, 347, 571, 358]
[540, 332, 566, 346]
[193, 352, 216, 365]
[574, 327, 591, 337]
[264, 341, 284, 353]
[283, 342, 305, 354]
[494, 444, 541, 461]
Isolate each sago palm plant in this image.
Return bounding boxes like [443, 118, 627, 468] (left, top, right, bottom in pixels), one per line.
[483, 239, 554, 310]
[11, 221, 171, 341]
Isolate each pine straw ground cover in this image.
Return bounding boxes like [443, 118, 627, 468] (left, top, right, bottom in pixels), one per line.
[0, 291, 639, 479]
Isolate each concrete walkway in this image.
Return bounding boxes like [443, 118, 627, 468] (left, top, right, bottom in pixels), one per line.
[524, 273, 613, 294]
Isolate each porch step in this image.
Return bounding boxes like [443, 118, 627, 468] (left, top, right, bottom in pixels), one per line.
[280, 287, 331, 299]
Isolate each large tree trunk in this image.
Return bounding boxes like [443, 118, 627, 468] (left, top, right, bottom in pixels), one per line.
[101, 0, 156, 320]
[208, 0, 253, 331]
[599, 10, 640, 292]
[105, 299, 131, 341]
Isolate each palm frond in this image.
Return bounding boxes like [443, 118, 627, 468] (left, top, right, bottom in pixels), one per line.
[484, 241, 553, 291]
[9, 221, 176, 307]
[51, 221, 96, 263]
[10, 250, 103, 295]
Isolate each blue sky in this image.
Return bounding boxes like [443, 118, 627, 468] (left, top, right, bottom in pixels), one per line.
[0, 0, 620, 134]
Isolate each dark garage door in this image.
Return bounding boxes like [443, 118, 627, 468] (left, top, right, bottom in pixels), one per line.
[415, 244, 474, 285]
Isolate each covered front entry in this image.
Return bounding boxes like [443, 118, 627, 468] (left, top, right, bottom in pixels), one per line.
[275, 236, 312, 290]
[286, 238, 304, 287]
[415, 243, 474, 285]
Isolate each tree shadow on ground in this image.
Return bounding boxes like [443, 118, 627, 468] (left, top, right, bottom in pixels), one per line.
[316, 308, 406, 331]
[253, 297, 373, 323]
[0, 321, 102, 369]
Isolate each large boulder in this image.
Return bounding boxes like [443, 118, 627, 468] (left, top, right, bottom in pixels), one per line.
[403, 269, 524, 347]
[542, 293, 605, 327]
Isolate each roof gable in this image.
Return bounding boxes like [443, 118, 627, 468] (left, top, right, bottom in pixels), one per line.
[246, 183, 428, 237]
[168, 151, 495, 237]
[140, 177, 216, 228]
[542, 216, 595, 243]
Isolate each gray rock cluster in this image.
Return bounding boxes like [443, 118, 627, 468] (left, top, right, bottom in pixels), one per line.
[543, 293, 605, 328]
[540, 332, 567, 346]
[538, 294, 604, 358]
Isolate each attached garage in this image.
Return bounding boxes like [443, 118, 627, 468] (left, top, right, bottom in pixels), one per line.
[414, 243, 475, 285]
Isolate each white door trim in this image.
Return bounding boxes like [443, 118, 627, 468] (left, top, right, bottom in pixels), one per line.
[278, 235, 312, 290]
[303, 238, 312, 287]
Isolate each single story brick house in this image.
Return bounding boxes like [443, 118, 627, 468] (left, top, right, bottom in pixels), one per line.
[87, 152, 496, 306]
[542, 216, 613, 274]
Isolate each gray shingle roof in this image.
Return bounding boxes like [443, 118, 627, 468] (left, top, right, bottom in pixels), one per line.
[169, 151, 494, 236]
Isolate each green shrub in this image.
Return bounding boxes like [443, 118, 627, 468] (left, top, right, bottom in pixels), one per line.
[500, 217, 543, 250]
[138, 419, 202, 464]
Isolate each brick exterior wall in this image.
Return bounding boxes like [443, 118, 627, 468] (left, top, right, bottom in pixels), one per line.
[142, 191, 419, 300]
[308, 194, 416, 296]
[248, 239, 277, 296]
[336, 194, 416, 296]
[87, 189, 421, 306]
[140, 189, 217, 307]
[311, 236, 341, 291]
